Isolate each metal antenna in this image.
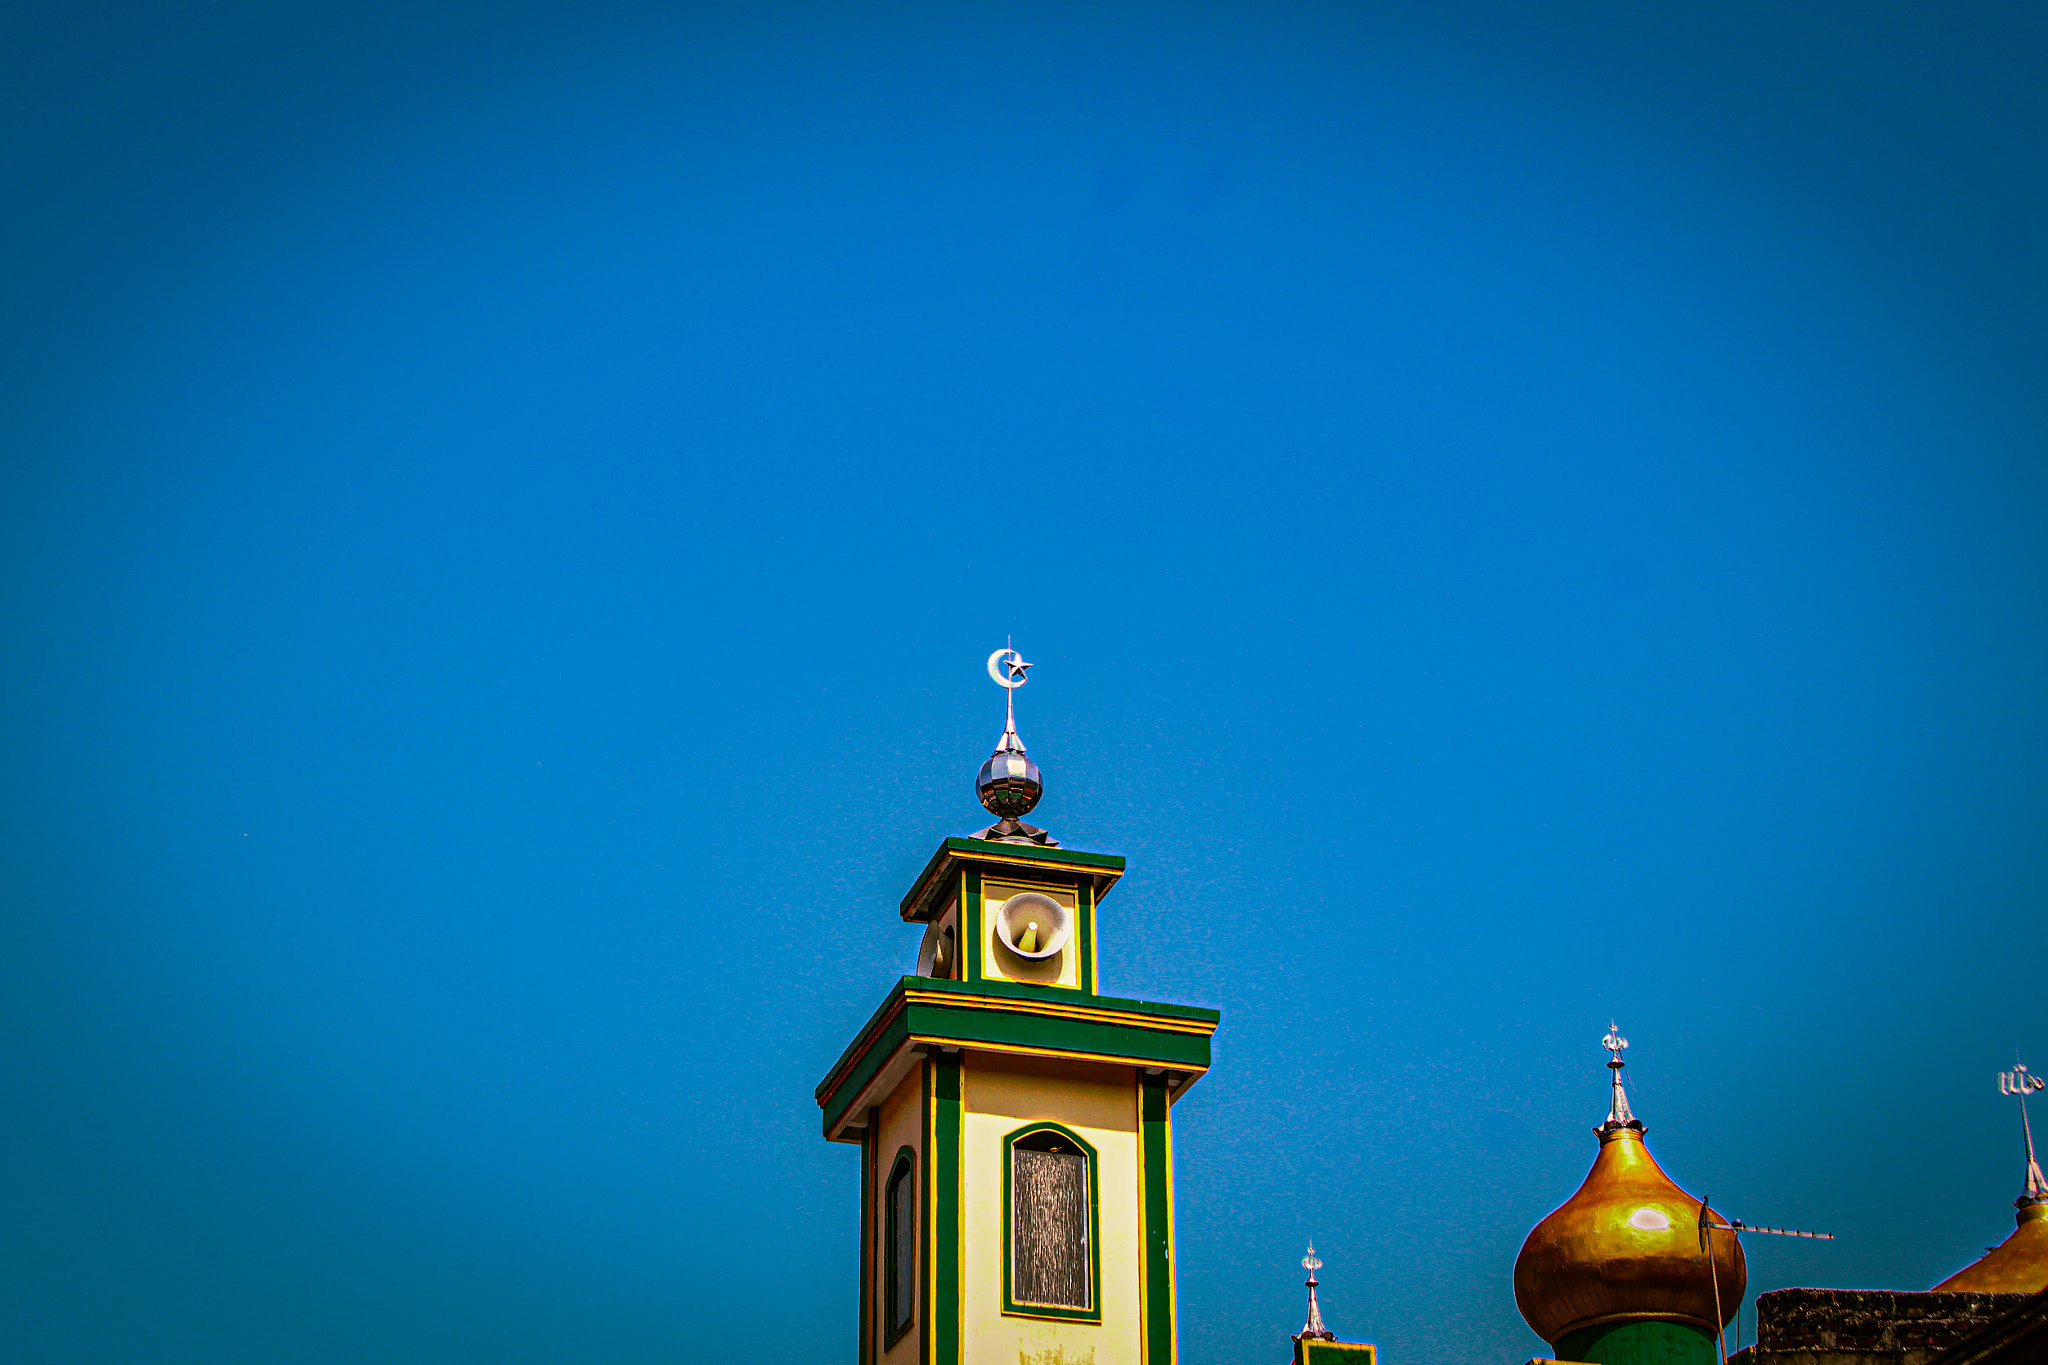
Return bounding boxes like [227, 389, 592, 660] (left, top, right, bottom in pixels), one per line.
[1700, 1197, 1729, 1365]
[1721, 1220, 1836, 1240]
[1699, 1199, 1838, 1365]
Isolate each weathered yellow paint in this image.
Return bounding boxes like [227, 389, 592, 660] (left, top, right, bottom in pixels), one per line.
[964, 1053, 1143, 1365]
[978, 879, 1082, 991]
[1019, 1348, 1098, 1365]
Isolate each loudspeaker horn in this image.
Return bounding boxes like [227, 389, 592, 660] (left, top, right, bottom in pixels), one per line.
[994, 891, 1070, 960]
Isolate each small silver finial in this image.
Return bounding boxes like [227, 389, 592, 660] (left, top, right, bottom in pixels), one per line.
[1602, 1022, 1627, 1060]
[985, 648, 1032, 751]
[1999, 1059, 2047, 1205]
[1296, 1241, 1333, 1341]
[1598, 1021, 1642, 1134]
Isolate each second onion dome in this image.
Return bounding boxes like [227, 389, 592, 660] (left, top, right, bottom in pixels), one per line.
[1513, 1026, 1745, 1365]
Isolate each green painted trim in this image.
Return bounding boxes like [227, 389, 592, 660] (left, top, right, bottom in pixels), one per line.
[821, 1008, 1210, 1134]
[884, 1146, 917, 1350]
[1000, 1121, 1103, 1323]
[904, 974, 1219, 1021]
[1077, 878, 1096, 995]
[899, 838, 1125, 923]
[817, 979, 1221, 1135]
[944, 837, 1126, 870]
[860, 1115, 877, 1365]
[1295, 1342, 1377, 1365]
[962, 868, 983, 986]
[919, 1060, 931, 1365]
[1554, 1319, 1716, 1365]
[931, 1052, 963, 1365]
[1140, 1073, 1173, 1364]
[907, 1001, 1212, 1069]
[818, 1005, 911, 1136]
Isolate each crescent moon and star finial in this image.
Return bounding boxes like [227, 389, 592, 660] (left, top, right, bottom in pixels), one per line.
[986, 648, 1032, 688]
[973, 646, 1056, 847]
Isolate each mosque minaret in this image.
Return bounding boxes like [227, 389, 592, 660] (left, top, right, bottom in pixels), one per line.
[807, 653, 2047, 1364]
[814, 649, 1222, 1365]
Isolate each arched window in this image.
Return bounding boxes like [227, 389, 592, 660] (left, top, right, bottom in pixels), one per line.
[885, 1150, 916, 1344]
[1004, 1125, 1100, 1320]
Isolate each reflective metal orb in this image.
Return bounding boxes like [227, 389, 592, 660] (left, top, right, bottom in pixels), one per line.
[976, 750, 1043, 819]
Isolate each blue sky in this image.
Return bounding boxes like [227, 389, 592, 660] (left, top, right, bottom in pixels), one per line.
[3, 4, 2046, 1362]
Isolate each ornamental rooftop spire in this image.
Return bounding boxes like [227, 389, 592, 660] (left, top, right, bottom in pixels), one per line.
[2008, 1061, 2048, 1206]
[974, 646, 1057, 847]
[1297, 1242, 1334, 1342]
[1599, 1021, 1642, 1135]
[1932, 1057, 2048, 1293]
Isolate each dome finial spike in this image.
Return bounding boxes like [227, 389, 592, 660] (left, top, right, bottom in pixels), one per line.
[1598, 1021, 1642, 1134]
[1999, 1058, 2047, 1206]
[985, 646, 1031, 750]
[1296, 1241, 1334, 1342]
[974, 648, 1055, 846]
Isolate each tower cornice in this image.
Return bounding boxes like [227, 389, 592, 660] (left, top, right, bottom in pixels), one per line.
[814, 976, 1218, 1141]
[899, 837, 1125, 924]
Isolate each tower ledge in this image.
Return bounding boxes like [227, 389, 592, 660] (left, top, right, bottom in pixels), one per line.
[814, 976, 1218, 1142]
[899, 837, 1125, 923]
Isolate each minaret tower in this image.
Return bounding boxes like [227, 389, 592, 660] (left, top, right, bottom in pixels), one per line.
[1513, 1026, 1745, 1365]
[815, 651, 1221, 1365]
[1932, 1058, 2048, 1293]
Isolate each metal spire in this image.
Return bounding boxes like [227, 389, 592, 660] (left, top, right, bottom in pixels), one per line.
[1999, 1059, 2047, 1206]
[1296, 1242, 1334, 1341]
[984, 647, 1032, 752]
[1598, 1022, 1643, 1135]
[974, 648, 1054, 846]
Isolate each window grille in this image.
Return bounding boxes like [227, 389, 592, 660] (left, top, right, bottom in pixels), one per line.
[1010, 1131, 1090, 1310]
[886, 1152, 915, 1341]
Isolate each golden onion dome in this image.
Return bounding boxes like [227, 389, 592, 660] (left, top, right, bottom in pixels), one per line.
[1932, 1200, 2048, 1293]
[1514, 1026, 1746, 1348]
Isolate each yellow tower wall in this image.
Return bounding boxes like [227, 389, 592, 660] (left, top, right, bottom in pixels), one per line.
[875, 1065, 925, 1365]
[963, 1051, 1145, 1365]
[820, 913, 1216, 1365]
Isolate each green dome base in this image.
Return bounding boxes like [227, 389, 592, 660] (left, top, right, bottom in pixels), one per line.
[1554, 1319, 1717, 1365]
